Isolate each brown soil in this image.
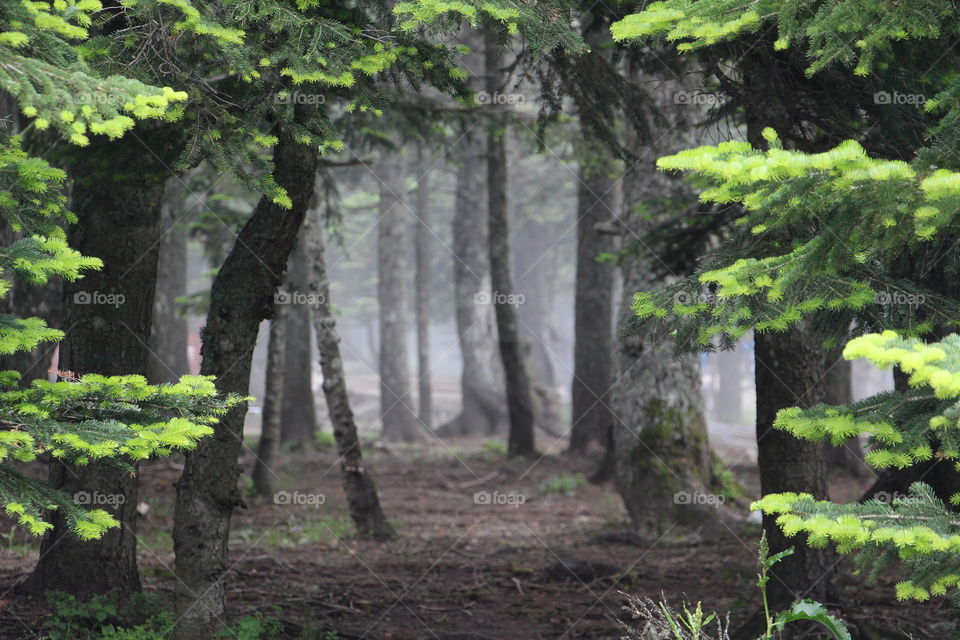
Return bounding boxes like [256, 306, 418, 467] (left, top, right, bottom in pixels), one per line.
[0, 439, 950, 639]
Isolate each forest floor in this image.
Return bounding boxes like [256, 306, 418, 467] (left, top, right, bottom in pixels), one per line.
[0, 432, 954, 639]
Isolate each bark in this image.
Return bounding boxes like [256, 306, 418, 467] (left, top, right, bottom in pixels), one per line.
[172, 135, 318, 639]
[252, 307, 288, 497]
[414, 159, 433, 431]
[485, 31, 536, 458]
[569, 134, 618, 454]
[280, 231, 318, 448]
[303, 204, 393, 540]
[28, 127, 179, 597]
[376, 152, 421, 442]
[755, 327, 836, 613]
[611, 79, 721, 526]
[822, 353, 867, 477]
[437, 26, 507, 438]
[147, 179, 190, 384]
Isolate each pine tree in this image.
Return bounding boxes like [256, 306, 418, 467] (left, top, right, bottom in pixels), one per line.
[0, 2, 239, 548]
[612, 0, 960, 607]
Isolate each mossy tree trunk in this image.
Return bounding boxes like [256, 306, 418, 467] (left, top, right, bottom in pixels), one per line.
[611, 78, 721, 526]
[172, 135, 318, 639]
[29, 126, 180, 597]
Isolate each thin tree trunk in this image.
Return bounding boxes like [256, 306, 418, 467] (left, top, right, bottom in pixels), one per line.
[485, 31, 536, 458]
[437, 26, 507, 438]
[147, 178, 190, 384]
[304, 204, 393, 540]
[569, 135, 617, 453]
[376, 152, 421, 442]
[172, 135, 318, 639]
[28, 128, 178, 596]
[252, 307, 288, 497]
[415, 158, 433, 431]
[754, 327, 836, 614]
[280, 232, 318, 447]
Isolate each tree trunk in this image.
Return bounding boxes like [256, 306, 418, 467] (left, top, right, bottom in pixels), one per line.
[822, 353, 867, 477]
[414, 157, 433, 431]
[172, 135, 318, 639]
[755, 326, 836, 613]
[376, 152, 421, 442]
[304, 204, 393, 540]
[28, 128, 178, 597]
[252, 306, 288, 497]
[569, 134, 618, 454]
[485, 31, 536, 458]
[437, 26, 507, 438]
[611, 78, 720, 527]
[280, 231, 318, 448]
[147, 178, 190, 384]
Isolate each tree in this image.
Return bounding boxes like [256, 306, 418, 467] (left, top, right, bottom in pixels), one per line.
[485, 30, 536, 457]
[569, 134, 618, 453]
[376, 151, 421, 442]
[612, 0, 960, 607]
[252, 303, 288, 497]
[280, 232, 319, 448]
[303, 202, 393, 541]
[439, 26, 508, 438]
[414, 154, 434, 431]
[172, 134, 319, 638]
[0, 0, 237, 593]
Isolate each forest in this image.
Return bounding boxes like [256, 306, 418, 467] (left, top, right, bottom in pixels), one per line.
[1, 0, 959, 638]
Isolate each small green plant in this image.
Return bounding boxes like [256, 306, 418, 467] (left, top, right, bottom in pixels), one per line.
[482, 439, 507, 458]
[315, 430, 337, 449]
[43, 592, 173, 640]
[537, 473, 586, 496]
[619, 532, 851, 640]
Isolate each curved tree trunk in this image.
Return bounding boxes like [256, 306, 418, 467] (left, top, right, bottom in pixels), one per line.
[28, 128, 178, 597]
[376, 152, 421, 442]
[438, 26, 507, 438]
[280, 232, 318, 448]
[252, 304, 288, 497]
[172, 135, 318, 639]
[569, 134, 618, 454]
[485, 30, 536, 458]
[304, 204, 393, 540]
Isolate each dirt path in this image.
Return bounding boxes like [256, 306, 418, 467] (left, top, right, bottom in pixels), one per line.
[0, 440, 945, 639]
